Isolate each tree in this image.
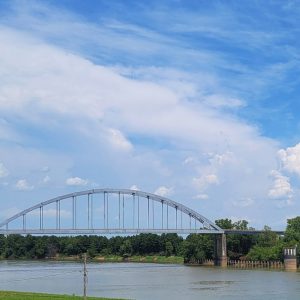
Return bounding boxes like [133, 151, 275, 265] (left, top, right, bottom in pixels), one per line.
[246, 243, 284, 261]
[165, 241, 173, 257]
[5, 235, 26, 258]
[216, 219, 257, 259]
[181, 234, 213, 263]
[119, 239, 133, 257]
[285, 216, 300, 244]
[0, 235, 6, 257]
[161, 233, 183, 256]
[131, 233, 162, 255]
[34, 238, 47, 259]
[257, 226, 279, 247]
[233, 220, 248, 230]
[215, 218, 233, 229]
[244, 225, 284, 261]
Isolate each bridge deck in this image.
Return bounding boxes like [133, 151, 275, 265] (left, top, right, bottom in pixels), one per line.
[224, 229, 285, 235]
[0, 228, 285, 235]
[0, 228, 226, 235]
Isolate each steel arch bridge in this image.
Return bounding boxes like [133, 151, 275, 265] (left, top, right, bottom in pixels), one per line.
[0, 189, 223, 235]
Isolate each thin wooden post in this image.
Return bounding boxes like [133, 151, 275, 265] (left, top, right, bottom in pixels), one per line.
[83, 253, 87, 300]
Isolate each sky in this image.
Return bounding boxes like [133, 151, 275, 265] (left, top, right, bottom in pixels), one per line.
[1, 0, 300, 230]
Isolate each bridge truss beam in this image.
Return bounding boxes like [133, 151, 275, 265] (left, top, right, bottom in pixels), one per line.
[0, 189, 223, 235]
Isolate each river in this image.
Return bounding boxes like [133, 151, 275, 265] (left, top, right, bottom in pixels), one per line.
[0, 260, 300, 299]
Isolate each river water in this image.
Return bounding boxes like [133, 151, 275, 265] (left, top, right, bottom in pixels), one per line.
[0, 260, 300, 299]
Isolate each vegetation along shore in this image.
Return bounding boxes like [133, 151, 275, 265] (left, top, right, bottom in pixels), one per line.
[1, 217, 299, 264]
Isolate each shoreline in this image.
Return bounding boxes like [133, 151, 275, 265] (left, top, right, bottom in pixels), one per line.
[0, 291, 124, 300]
[1, 256, 292, 271]
[0, 255, 184, 265]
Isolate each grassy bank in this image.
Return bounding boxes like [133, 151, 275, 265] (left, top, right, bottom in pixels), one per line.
[0, 291, 124, 300]
[0, 254, 184, 264]
[58, 255, 184, 264]
[126, 255, 183, 264]
[70, 255, 183, 264]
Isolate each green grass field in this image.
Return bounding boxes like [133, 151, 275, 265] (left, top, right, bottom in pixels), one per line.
[0, 291, 124, 300]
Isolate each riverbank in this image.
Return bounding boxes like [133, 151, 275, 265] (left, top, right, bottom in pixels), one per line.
[0, 255, 184, 264]
[0, 291, 124, 300]
[91, 255, 183, 264]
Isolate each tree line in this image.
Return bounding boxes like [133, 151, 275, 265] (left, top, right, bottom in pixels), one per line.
[0, 217, 299, 263]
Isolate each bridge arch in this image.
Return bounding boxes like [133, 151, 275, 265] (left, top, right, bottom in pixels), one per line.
[0, 189, 223, 235]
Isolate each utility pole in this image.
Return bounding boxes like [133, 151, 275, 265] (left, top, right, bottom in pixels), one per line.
[83, 253, 87, 300]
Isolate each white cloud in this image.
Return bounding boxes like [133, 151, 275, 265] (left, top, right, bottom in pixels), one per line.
[209, 152, 234, 166]
[232, 197, 254, 207]
[41, 166, 50, 172]
[107, 128, 133, 152]
[0, 26, 276, 156]
[183, 156, 195, 165]
[42, 175, 50, 184]
[194, 194, 209, 200]
[278, 143, 300, 175]
[15, 179, 34, 191]
[203, 94, 245, 108]
[205, 174, 219, 184]
[130, 185, 140, 191]
[66, 177, 88, 186]
[154, 186, 173, 197]
[0, 15, 287, 228]
[268, 170, 293, 200]
[193, 174, 219, 190]
[0, 162, 9, 178]
[0, 145, 71, 194]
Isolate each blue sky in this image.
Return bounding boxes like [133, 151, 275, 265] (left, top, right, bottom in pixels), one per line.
[0, 0, 300, 229]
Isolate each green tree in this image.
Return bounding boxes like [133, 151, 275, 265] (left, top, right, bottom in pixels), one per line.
[0, 235, 6, 257]
[119, 239, 133, 257]
[165, 241, 173, 257]
[233, 220, 249, 230]
[34, 238, 47, 258]
[285, 216, 300, 244]
[245, 226, 284, 261]
[257, 226, 279, 247]
[246, 244, 283, 261]
[215, 218, 233, 229]
[216, 218, 257, 259]
[181, 234, 213, 263]
[161, 233, 183, 256]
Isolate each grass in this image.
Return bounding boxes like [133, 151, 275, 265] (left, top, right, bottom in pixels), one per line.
[127, 255, 184, 264]
[1, 255, 184, 265]
[0, 291, 124, 300]
[90, 255, 183, 264]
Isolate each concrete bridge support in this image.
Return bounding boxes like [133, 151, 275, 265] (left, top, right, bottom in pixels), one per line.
[214, 233, 227, 267]
[284, 247, 297, 271]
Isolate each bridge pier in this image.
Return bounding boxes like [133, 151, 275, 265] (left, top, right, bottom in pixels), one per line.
[214, 233, 227, 267]
[284, 247, 297, 271]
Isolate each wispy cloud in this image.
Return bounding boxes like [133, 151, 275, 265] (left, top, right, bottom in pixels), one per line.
[0, 162, 9, 178]
[154, 186, 173, 197]
[66, 177, 88, 186]
[0, 0, 299, 229]
[15, 179, 34, 191]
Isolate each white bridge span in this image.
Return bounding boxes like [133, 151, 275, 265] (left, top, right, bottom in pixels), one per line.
[0, 189, 223, 235]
